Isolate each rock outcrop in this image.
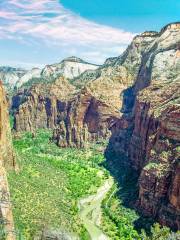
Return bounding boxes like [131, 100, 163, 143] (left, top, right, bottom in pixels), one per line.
[13, 30, 158, 147]
[0, 81, 16, 239]
[133, 80, 180, 230]
[53, 87, 118, 148]
[107, 22, 180, 230]
[14, 77, 75, 132]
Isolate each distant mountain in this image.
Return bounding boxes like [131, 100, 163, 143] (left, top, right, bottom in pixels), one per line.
[16, 68, 42, 88]
[0, 67, 41, 93]
[0, 57, 99, 92]
[0, 66, 27, 90]
[41, 56, 99, 80]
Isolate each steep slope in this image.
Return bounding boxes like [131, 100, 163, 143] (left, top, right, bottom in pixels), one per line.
[13, 31, 159, 147]
[14, 77, 76, 132]
[53, 87, 119, 148]
[134, 79, 180, 229]
[0, 81, 16, 239]
[107, 22, 180, 229]
[16, 68, 41, 88]
[52, 32, 159, 147]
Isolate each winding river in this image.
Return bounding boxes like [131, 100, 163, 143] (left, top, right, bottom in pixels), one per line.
[79, 177, 114, 240]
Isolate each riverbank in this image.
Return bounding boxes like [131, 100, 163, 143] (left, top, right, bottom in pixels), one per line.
[79, 175, 114, 240]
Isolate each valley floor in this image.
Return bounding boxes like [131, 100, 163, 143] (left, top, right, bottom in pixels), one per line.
[79, 176, 114, 240]
[6, 129, 179, 240]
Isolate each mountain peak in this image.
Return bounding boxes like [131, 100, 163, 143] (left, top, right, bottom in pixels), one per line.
[63, 56, 84, 63]
[62, 56, 99, 66]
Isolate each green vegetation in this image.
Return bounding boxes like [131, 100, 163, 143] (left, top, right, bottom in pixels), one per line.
[101, 183, 180, 240]
[144, 162, 159, 170]
[7, 129, 179, 240]
[8, 129, 105, 239]
[21, 77, 55, 89]
[176, 146, 180, 153]
[141, 224, 180, 240]
[101, 184, 140, 240]
[9, 114, 14, 129]
[101, 157, 180, 240]
[144, 162, 170, 178]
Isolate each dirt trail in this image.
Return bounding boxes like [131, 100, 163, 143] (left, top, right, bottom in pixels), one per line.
[79, 176, 114, 240]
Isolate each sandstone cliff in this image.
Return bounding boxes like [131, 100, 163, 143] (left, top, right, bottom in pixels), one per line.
[14, 77, 75, 132]
[13, 29, 158, 147]
[53, 87, 119, 148]
[107, 22, 180, 230]
[11, 22, 180, 230]
[0, 81, 15, 239]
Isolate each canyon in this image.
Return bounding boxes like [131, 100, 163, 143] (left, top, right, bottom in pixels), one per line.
[0, 21, 180, 237]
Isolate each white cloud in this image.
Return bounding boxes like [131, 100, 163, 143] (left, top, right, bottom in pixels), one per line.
[0, 0, 136, 64]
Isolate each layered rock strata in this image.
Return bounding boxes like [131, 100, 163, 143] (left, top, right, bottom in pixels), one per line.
[53, 87, 118, 148]
[13, 29, 158, 147]
[107, 22, 180, 229]
[0, 81, 16, 239]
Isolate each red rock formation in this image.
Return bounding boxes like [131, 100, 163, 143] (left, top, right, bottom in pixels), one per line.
[53, 87, 119, 148]
[0, 81, 16, 240]
[14, 77, 75, 132]
[133, 81, 180, 229]
[13, 27, 158, 146]
[107, 22, 180, 230]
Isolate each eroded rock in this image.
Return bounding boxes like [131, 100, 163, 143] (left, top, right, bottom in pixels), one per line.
[0, 81, 16, 239]
[107, 22, 180, 229]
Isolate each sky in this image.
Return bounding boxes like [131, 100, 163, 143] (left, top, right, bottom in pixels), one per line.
[0, 0, 179, 69]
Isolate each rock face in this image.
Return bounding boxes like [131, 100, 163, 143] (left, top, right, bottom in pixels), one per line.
[133, 80, 180, 230]
[0, 81, 15, 239]
[14, 77, 75, 132]
[13, 78, 119, 147]
[107, 22, 180, 230]
[0, 66, 42, 93]
[13, 31, 158, 146]
[0, 82, 15, 168]
[53, 87, 118, 148]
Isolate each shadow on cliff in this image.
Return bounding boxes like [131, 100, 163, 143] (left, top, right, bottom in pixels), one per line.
[102, 86, 155, 233]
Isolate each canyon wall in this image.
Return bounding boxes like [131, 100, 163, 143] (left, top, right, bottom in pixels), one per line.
[107, 22, 180, 229]
[0, 81, 16, 239]
[53, 87, 118, 148]
[11, 22, 180, 229]
[13, 30, 157, 147]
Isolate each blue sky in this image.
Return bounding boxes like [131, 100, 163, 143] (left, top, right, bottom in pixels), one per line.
[61, 0, 180, 32]
[0, 0, 179, 69]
